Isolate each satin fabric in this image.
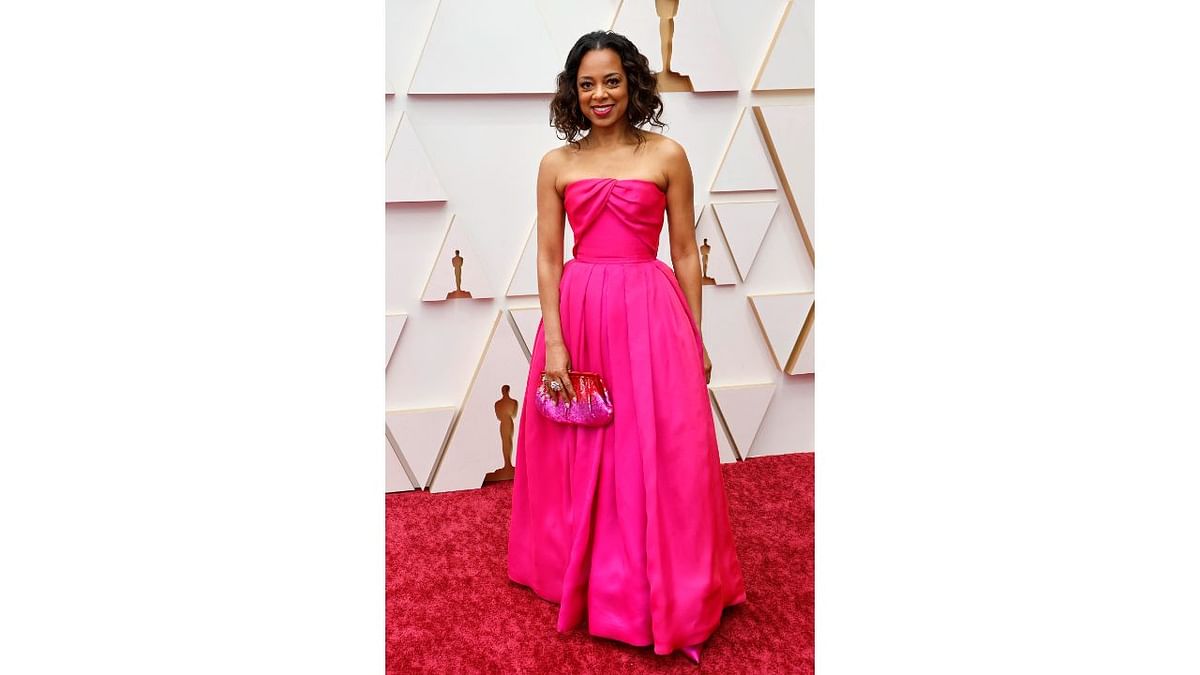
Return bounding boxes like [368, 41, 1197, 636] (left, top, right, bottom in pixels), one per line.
[508, 177, 747, 656]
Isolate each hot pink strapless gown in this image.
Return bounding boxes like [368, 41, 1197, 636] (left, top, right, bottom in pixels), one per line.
[508, 177, 747, 656]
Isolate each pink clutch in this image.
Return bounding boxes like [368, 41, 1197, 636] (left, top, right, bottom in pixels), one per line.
[535, 370, 613, 426]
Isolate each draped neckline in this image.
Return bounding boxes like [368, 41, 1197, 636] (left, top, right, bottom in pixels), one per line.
[563, 177, 667, 196]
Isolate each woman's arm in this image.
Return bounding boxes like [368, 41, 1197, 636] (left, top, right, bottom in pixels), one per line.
[535, 150, 567, 346]
[663, 140, 701, 331]
[534, 149, 576, 402]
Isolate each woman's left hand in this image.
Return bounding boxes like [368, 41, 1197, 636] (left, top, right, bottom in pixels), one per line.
[703, 349, 712, 384]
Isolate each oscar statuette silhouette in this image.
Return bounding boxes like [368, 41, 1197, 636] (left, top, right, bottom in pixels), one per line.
[446, 249, 473, 299]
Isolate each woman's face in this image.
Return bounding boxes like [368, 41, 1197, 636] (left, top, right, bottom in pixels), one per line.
[576, 48, 628, 129]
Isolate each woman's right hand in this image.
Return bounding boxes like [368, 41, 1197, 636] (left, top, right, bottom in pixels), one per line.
[544, 342, 577, 404]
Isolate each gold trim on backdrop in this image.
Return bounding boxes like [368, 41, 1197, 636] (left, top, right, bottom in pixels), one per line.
[426, 309, 504, 490]
[385, 406, 459, 490]
[405, 0, 445, 95]
[707, 388, 743, 461]
[747, 293, 778, 371]
[752, 0, 794, 90]
[506, 307, 540, 362]
[709, 382, 778, 459]
[385, 110, 405, 162]
[385, 428, 422, 490]
[385, 312, 408, 370]
[710, 200, 780, 283]
[608, 0, 624, 30]
[785, 302, 815, 374]
[384, 405, 458, 415]
[753, 105, 815, 264]
[419, 212, 456, 301]
[505, 217, 540, 298]
[709, 107, 749, 193]
[706, 203, 739, 282]
[748, 291, 813, 373]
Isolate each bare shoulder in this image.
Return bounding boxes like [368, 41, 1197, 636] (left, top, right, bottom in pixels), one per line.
[649, 132, 688, 160]
[648, 134, 691, 192]
[650, 133, 690, 184]
[653, 133, 685, 154]
[537, 145, 569, 187]
[540, 145, 570, 171]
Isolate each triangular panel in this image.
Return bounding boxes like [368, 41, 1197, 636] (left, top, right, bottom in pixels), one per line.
[712, 201, 779, 282]
[754, 0, 814, 91]
[385, 112, 448, 203]
[506, 218, 574, 297]
[669, 0, 741, 91]
[709, 390, 740, 464]
[429, 311, 530, 493]
[385, 313, 408, 368]
[790, 304, 814, 375]
[694, 204, 739, 286]
[611, 0, 739, 92]
[711, 383, 777, 459]
[711, 108, 777, 192]
[758, 103, 815, 258]
[508, 307, 543, 361]
[409, 0, 559, 94]
[421, 214, 495, 302]
[384, 95, 402, 155]
[749, 292, 814, 372]
[385, 0, 442, 96]
[385, 406, 456, 489]
[746, 376, 814, 456]
[385, 438, 415, 492]
[537, 0, 622, 58]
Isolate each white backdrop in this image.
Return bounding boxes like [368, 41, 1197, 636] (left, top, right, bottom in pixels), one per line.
[385, 0, 815, 493]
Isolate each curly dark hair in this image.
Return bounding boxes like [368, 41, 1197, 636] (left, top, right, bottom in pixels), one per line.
[550, 30, 666, 148]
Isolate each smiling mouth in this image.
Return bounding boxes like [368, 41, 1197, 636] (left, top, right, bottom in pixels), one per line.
[592, 104, 614, 115]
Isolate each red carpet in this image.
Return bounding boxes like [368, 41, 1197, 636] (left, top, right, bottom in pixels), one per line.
[386, 452, 814, 674]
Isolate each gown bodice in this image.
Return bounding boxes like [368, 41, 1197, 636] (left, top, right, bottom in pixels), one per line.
[563, 177, 667, 262]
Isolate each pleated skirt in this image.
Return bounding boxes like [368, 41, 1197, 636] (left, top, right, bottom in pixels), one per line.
[507, 256, 747, 655]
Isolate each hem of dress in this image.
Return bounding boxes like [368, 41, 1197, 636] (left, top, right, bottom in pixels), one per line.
[508, 571, 563, 606]
[650, 591, 749, 656]
[536, 587, 750, 658]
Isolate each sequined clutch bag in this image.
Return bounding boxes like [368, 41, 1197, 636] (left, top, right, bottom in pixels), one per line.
[535, 370, 613, 426]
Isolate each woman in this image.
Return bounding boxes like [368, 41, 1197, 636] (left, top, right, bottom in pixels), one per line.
[507, 31, 746, 665]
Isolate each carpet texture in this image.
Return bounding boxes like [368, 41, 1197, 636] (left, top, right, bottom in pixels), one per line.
[386, 452, 813, 674]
